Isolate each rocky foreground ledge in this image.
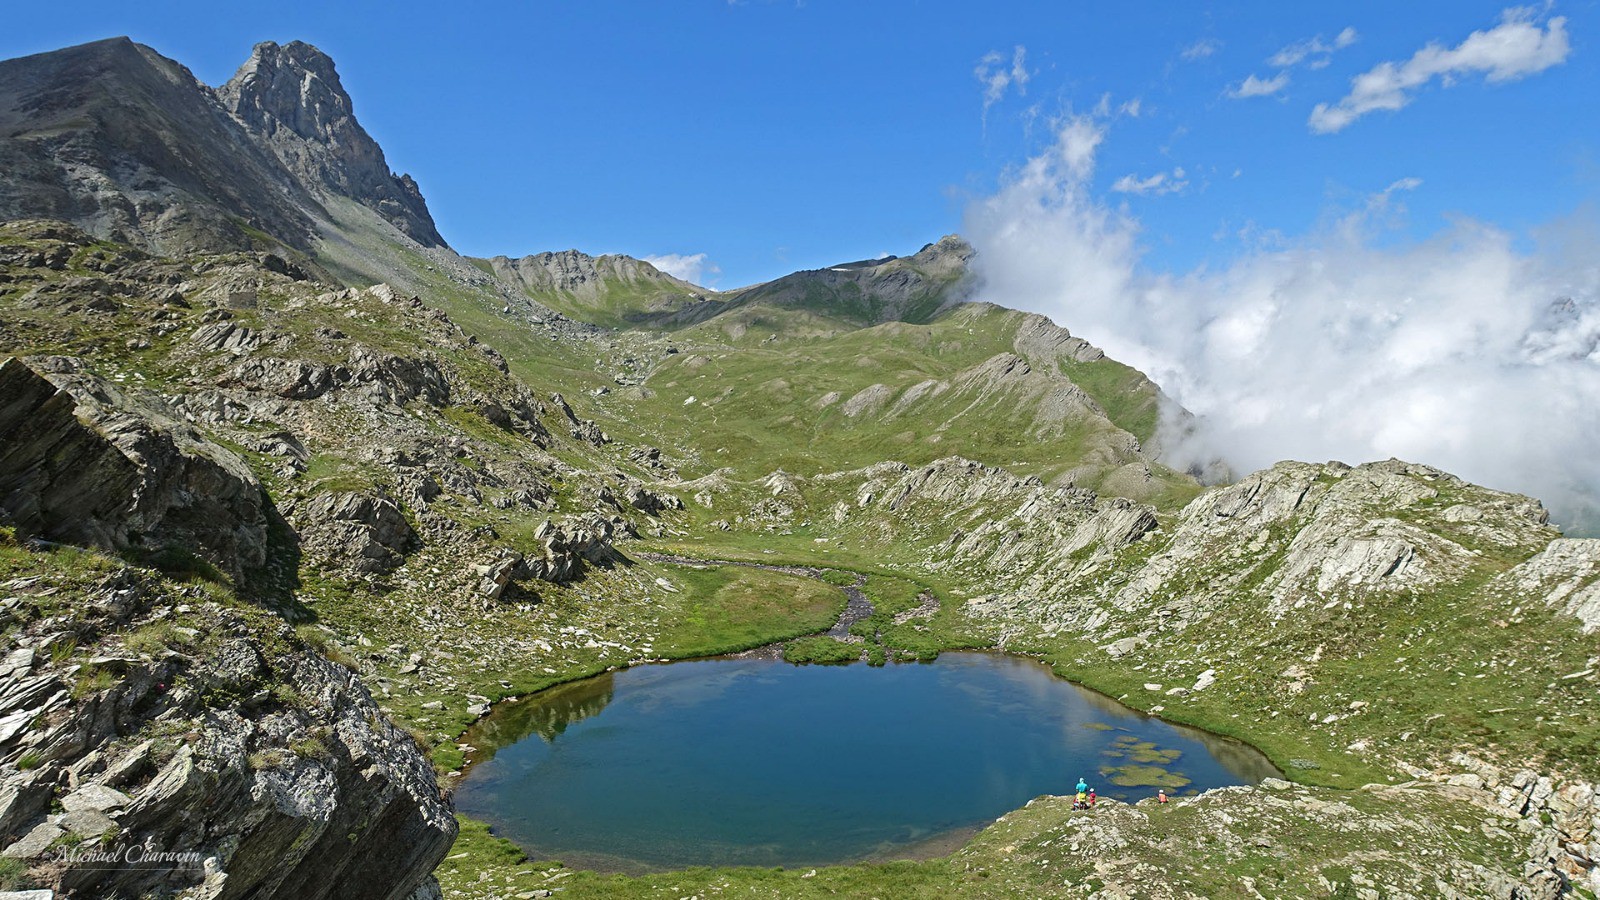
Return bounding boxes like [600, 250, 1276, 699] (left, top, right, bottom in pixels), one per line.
[968, 767, 1596, 900]
[0, 558, 455, 899]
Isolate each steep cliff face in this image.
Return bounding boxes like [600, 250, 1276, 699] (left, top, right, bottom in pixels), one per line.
[218, 41, 445, 248]
[0, 38, 320, 254]
[0, 357, 268, 582]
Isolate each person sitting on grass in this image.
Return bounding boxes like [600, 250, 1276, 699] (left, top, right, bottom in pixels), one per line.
[1157, 788, 1169, 804]
[1088, 788, 1097, 808]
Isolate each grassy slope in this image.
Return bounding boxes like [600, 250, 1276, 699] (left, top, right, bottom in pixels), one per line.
[605, 302, 1196, 504]
[310, 207, 1195, 505]
[486, 267, 711, 331]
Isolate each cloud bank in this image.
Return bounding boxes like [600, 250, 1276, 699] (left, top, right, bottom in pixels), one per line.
[643, 252, 719, 287]
[1311, 7, 1569, 133]
[966, 116, 1600, 533]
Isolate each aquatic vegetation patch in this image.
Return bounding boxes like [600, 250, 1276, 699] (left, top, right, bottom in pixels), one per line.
[1100, 763, 1193, 789]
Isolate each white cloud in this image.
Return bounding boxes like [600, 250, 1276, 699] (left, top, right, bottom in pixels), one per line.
[1310, 8, 1569, 133]
[1118, 97, 1143, 118]
[966, 121, 1600, 533]
[1270, 26, 1359, 69]
[1054, 115, 1104, 182]
[1181, 38, 1220, 61]
[1230, 71, 1291, 98]
[1231, 26, 1355, 100]
[976, 46, 1030, 120]
[643, 252, 720, 287]
[1112, 167, 1189, 196]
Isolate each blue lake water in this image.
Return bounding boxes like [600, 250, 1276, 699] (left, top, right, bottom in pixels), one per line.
[454, 652, 1279, 872]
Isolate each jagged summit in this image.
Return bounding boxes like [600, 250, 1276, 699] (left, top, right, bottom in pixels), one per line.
[0, 37, 445, 256]
[0, 36, 320, 252]
[219, 40, 444, 248]
[473, 248, 706, 328]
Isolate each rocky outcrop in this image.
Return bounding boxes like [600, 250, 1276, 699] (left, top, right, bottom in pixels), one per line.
[487, 250, 697, 299]
[527, 515, 625, 584]
[217, 41, 445, 248]
[1430, 754, 1600, 896]
[0, 357, 268, 580]
[293, 491, 418, 576]
[1497, 538, 1600, 632]
[1010, 312, 1105, 365]
[1100, 459, 1554, 623]
[471, 515, 628, 599]
[623, 483, 683, 515]
[814, 458, 1158, 600]
[551, 393, 608, 446]
[219, 343, 450, 408]
[0, 567, 455, 899]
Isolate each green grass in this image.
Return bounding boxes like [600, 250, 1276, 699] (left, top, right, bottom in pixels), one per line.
[781, 635, 861, 664]
[124, 622, 188, 657]
[0, 856, 32, 891]
[651, 564, 846, 657]
[616, 303, 1178, 496]
[1056, 355, 1161, 444]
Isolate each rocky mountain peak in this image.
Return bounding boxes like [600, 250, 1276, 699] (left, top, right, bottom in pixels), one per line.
[218, 40, 446, 247]
[0, 38, 324, 253]
[219, 41, 349, 147]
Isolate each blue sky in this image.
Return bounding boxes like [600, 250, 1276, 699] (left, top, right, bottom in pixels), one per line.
[4, 1, 1595, 288]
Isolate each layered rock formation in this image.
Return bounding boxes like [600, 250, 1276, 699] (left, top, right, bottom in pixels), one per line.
[0, 357, 268, 581]
[487, 250, 698, 301]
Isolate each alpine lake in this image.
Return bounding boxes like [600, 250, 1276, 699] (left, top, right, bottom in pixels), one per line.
[454, 652, 1280, 873]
